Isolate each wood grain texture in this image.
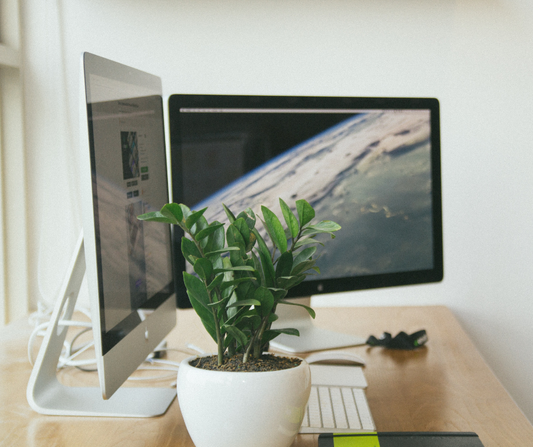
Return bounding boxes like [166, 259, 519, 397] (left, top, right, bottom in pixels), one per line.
[1, 306, 531, 446]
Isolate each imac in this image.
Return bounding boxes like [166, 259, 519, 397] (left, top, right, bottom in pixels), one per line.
[168, 94, 443, 352]
[27, 53, 176, 416]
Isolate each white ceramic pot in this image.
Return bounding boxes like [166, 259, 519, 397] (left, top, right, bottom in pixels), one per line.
[177, 355, 311, 447]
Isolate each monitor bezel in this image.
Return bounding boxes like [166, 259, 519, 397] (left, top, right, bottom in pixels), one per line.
[80, 52, 176, 399]
[168, 94, 443, 309]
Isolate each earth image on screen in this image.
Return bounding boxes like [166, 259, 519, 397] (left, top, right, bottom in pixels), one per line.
[194, 109, 434, 280]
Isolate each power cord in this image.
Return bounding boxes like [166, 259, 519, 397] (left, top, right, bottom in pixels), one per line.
[27, 308, 202, 385]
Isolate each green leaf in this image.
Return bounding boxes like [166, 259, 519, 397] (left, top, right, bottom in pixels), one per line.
[293, 236, 324, 249]
[183, 272, 217, 340]
[224, 303, 249, 326]
[213, 265, 255, 274]
[246, 231, 257, 253]
[193, 219, 209, 246]
[257, 246, 276, 288]
[271, 327, 300, 337]
[222, 203, 236, 223]
[276, 274, 306, 290]
[193, 258, 213, 281]
[279, 299, 316, 319]
[261, 329, 283, 345]
[162, 203, 184, 224]
[293, 246, 317, 268]
[181, 237, 201, 265]
[204, 247, 240, 257]
[239, 314, 262, 331]
[253, 229, 276, 288]
[279, 198, 299, 239]
[254, 287, 274, 317]
[220, 257, 235, 289]
[224, 325, 248, 347]
[236, 208, 257, 230]
[261, 205, 288, 253]
[233, 218, 256, 252]
[195, 222, 224, 241]
[207, 274, 224, 291]
[296, 199, 315, 227]
[220, 277, 254, 290]
[226, 223, 246, 260]
[136, 203, 185, 225]
[268, 288, 288, 301]
[291, 259, 317, 276]
[137, 210, 176, 224]
[227, 299, 261, 308]
[183, 272, 210, 308]
[301, 220, 341, 238]
[275, 251, 293, 279]
[268, 313, 279, 323]
[234, 218, 250, 237]
[234, 217, 256, 252]
[202, 220, 225, 254]
[185, 207, 208, 230]
[207, 295, 231, 307]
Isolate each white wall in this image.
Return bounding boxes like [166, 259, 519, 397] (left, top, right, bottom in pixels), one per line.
[21, 0, 533, 422]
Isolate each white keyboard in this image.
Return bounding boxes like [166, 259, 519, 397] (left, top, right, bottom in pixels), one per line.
[299, 385, 376, 433]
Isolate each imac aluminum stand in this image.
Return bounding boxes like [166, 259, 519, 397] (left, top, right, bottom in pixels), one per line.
[26, 234, 176, 417]
[269, 297, 366, 353]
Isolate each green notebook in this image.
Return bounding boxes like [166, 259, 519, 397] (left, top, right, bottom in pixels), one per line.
[318, 432, 485, 447]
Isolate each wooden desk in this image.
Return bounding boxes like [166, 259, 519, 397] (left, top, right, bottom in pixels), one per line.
[1, 306, 532, 446]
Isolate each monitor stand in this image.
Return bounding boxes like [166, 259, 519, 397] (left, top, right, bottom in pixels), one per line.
[26, 233, 176, 417]
[269, 297, 366, 353]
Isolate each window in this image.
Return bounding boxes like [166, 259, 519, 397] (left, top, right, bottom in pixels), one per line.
[0, 0, 27, 326]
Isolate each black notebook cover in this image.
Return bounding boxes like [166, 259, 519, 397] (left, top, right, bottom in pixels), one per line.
[318, 432, 484, 447]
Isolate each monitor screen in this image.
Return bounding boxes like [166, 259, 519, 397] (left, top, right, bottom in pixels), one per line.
[169, 95, 442, 308]
[81, 53, 176, 402]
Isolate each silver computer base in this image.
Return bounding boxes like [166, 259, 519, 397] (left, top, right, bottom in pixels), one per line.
[26, 233, 176, 417]
[269, 297, 366, 353]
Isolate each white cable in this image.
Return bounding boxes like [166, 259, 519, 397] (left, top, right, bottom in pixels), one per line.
[57, 320, 92, 328]
[58, 338, 96, 369]
[27, 322, 52, 365]
[128, 373, 178, 382]
[145, 358, 181, 368]
[126, 358, 180, 382]
[27, 320, 92, 366]
[186, 343, 206, 354]
[153, 346, 200, 356]
[27, 311, 193, 384]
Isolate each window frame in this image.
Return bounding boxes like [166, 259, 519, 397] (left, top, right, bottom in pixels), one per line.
[0, 0, 28, 326]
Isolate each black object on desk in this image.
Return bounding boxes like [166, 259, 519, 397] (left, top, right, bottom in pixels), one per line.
[318, 432, 484, 447]
[366, 330, 428, 350]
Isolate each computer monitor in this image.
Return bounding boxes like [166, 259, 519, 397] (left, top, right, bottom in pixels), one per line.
[168, 94, 442, 352]
[27, 53, 176, 417]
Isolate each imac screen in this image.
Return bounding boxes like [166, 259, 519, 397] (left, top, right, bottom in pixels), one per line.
[84, 54, 174, 355]
[169, 95, 442, 308]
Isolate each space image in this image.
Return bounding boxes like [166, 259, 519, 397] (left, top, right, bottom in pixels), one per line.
[193, 109, 434, 280]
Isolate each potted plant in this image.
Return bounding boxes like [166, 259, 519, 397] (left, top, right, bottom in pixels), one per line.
[138, 198, 340, 447]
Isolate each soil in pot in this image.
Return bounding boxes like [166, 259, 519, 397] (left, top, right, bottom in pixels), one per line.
[190, 353, 302, 372]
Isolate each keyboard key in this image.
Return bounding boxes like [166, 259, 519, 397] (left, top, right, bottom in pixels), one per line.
[330, 387, 348, 428]
[341, 387, 361, 429]
[300, 385, 375, 433]
[318, 386, 335, 427]
[307, 386, 322, 428]
[353, 388, 374, 430]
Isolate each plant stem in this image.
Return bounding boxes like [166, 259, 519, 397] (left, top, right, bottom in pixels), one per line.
[289, 228, 303, 252]
[216, 324, 224, 366]
[243, 339, 254, 363]
[204, 286, 224, 366]
[253, 317, 270, 358]
[188, 228, 227, 365]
